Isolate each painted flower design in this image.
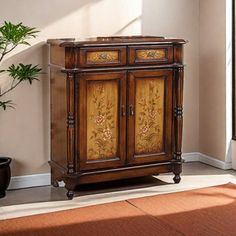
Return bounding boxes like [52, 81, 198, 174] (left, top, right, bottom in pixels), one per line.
[140, 125, 149, 135]
[88, 82, 117, 160]
[136, 79, 164, 153]
[97, 84, 105, 94]
[102, 128, 112, 141]
[94, 115, 105, 125]
[148, 108, 157, 119]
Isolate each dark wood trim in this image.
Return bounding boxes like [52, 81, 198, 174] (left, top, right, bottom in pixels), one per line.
[66, 72, 76, 174]
[65, 47, 77, 69]
[173, 44, 183, 64]
[63, 162, 173, 185]
[173, 67, 184, 161]
[59, 63, 185, 74]
[47, 37, 187, 47]
[172, 67, 184, 183]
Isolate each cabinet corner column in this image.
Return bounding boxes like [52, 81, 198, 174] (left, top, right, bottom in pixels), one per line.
[66, 72, 76, 174]
[173, 66, 184, 183]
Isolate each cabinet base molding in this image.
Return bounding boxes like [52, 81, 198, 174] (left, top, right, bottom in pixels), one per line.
[50, 160, 181, 199]
[8, 152, 232, 190]
[50, 160, 181, 184]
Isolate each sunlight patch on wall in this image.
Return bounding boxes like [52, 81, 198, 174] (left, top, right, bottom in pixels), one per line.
[41, 0, 142, 38]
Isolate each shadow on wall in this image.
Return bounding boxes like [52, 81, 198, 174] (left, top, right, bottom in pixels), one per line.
[114, 15, 142, 35]
[0, 42, 50, 176]
[0, 0, 143, 176]
[1, 0, 142, 37]
[0, 0, 102, 28]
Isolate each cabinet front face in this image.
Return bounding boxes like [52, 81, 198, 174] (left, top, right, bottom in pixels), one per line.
[78, 71, 127, 170]
[127, 69, 173, 164]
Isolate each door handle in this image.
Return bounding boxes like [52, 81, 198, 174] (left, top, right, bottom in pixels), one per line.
[121, 105, 126, 116]
[129, 104, 135, 116]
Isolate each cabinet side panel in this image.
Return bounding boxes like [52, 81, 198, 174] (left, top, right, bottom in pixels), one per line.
[173, 45, 183, 63]
[50, 45, 65, 66]
[51, 67, 67, 167]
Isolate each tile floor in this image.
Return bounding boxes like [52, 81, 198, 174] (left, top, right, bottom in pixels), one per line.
[0, 162, 236, 220]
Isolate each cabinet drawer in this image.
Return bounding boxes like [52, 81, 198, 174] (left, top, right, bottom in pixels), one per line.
[128, 45, 173, 65]
[79, 47, 126, 67]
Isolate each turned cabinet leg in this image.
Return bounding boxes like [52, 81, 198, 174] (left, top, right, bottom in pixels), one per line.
[52, 180, 59, 187]
[65, 178, 77, 200]
[173, 163, 182, 184]
[50, 167, 62, 188]
[67, 190, 75, 200]
[51, 173, 59, 187]
[173, 173, 181, 184]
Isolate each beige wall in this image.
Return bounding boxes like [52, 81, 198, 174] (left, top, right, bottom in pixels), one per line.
[199, 0, 227, 161]
[0, 0, 222, 177]
[0, 0, 143, 176]
[142, 0, 200, 153]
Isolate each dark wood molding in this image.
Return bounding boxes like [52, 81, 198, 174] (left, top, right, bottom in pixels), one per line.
[58, 63, 185, 74]
[47, 37, 187, 47]
[172, 66, 184, 183]
[66, 72, 75, 174]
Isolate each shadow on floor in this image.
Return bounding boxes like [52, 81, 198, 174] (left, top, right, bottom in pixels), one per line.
[0, 176, 172, 206]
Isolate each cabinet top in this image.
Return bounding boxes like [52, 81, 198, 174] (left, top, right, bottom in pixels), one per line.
[47, 36, 186, 47]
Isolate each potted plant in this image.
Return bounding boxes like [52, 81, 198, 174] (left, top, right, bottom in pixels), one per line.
[0, 22, 41, 198]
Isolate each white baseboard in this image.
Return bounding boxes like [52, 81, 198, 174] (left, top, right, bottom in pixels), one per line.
[8, 152, 232, 190]
[8, 173, 51, 190]
[182, 152, 200, 162]
[183, 152, 232, 170]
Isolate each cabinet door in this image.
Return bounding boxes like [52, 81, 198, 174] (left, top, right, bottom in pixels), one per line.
[127, 69, 173, 164]
[78, 71, 126, 170]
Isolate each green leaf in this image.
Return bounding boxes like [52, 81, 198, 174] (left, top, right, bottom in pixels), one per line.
[0, 22, 41, 111]
[0, 100, 15, 110]
[0, 21, 39, 46]
[7, 63, 41, 84]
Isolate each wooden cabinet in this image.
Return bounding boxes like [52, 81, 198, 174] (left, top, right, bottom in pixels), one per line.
[48, 36, 186, 199]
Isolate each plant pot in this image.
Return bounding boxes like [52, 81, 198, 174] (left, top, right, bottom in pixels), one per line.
[0, 157, 11, 198]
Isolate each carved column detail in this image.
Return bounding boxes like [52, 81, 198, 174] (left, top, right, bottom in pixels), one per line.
[173, 67, 184, 183]
[66, 72, 75, 174]
[173, 67, 184, 161]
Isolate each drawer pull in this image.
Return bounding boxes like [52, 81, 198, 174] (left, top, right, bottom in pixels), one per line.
[86, 51, 119, 64]
[121, 105, 126, 116]
[129, 104, 135, 116]
[80, 47, 126, 67]
[128, 46, 173, 65]
[99, 53, 108, 60]
[147, 51, 156, 58]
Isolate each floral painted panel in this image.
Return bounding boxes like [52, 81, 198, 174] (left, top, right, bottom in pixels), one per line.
[87, 81, 118, 160]
[87, 51, 119, 64]
[136, 49, 166, 61]
[135, 78, 164, 154]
